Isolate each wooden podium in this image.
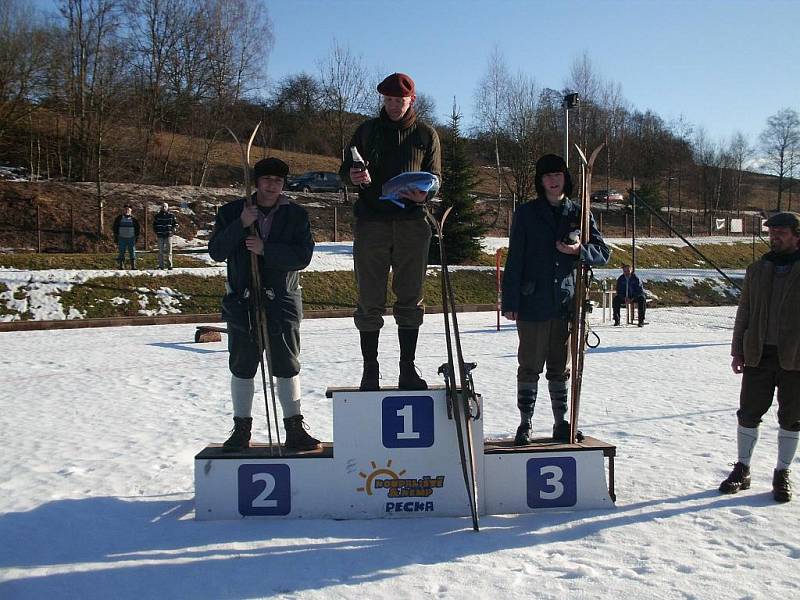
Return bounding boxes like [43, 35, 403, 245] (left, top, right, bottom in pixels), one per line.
[195, 386, 615, 520]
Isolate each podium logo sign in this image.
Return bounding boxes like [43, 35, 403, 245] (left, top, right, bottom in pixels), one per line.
[355, 458, 445, 513]
[238, 464, 291, 516]
[526, 457, 577, 508]
[381, 395, 434, 448]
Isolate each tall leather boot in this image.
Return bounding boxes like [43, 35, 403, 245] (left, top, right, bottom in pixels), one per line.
[398, 328, 427, 390]
[222, 416, 252, 452]
[514, 382, 537, 446]
[359, 330, 380, 391]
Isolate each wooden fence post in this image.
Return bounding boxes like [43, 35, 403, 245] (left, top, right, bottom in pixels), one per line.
[36, 204, 41, 253]
[333, 206, 338, 242]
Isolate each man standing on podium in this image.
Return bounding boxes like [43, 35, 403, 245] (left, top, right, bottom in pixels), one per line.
[339, 72, 442, 392]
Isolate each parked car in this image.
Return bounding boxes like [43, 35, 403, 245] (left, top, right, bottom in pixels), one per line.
[286, 171, 344, 193]
[590, 189, 624, 202]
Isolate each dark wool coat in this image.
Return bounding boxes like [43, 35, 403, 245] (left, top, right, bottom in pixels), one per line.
[616, 274, 645, 299]
[732, 255, 800, 370]
[501, 197, 610, 322]
[209, 195, 314, 331]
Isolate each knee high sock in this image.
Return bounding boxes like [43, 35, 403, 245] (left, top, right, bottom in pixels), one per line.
[549, 380, 569, 424]
[777, 428, 800, 471]
[737, 425, 759, 466]
[517, 381, 537, 423]
[277, 376, 302, 418]
[231, 375, 255, 418]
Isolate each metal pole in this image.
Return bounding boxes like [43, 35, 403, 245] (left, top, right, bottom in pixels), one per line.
[631, 176, 636, 270]
[563, 106, 569, 167]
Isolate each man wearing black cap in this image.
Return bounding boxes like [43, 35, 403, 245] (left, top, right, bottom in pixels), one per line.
[720, 211, 800, 502]
[339, 72, 442, 392]
[113, 204, 140, 269]
[501, 154, 609, 445]
[209, 157, 320, 452]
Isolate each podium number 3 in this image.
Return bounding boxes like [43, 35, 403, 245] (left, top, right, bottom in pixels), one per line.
[527, 457, 577, 508]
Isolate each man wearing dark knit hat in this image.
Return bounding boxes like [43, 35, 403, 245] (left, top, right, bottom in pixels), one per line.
[339, 72, 442, 392]
[209, 156, 321, 452]
[501, 154, 610, 445]
[720, 211, 800, 502]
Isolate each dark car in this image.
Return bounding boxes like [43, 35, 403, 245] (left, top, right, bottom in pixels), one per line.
[590, 189, 624, 202]
[286, 171, 344, 193]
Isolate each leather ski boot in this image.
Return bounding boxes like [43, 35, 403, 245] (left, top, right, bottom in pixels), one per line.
[773, 468, 792, 502]
[283, 415, 321, 451]
[223, 417, 252, 452]
[553, 420, 584, 442]
[398, 328, 427, 390]
[514, 415, 533, 446]
[719, 462, 751, 494]
[360, 361, 380, 391]
[359, 331, 380, 391]
[399, 360, 427, 390]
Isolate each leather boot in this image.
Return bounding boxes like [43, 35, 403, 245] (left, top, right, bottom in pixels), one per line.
[359, 331, 380, 391]
[223, 416, 252, 452]
[514, 413, 533, 446]
[398, 328, 427, 390]
[283, 415, 321, 451]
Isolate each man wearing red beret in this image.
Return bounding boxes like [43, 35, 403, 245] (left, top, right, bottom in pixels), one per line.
[339, 72, 442, 392]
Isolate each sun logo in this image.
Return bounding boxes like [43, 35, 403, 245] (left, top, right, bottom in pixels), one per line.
[356, 459, 406, 495]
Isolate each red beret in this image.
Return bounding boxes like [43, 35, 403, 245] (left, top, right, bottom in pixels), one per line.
[377, 73, 415, 97]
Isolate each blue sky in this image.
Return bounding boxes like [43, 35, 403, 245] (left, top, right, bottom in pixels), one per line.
[265, 0, 799, 146]
[37, 0, 800, 147]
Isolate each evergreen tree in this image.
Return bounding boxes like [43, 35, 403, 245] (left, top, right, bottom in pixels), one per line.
[430, 102, 487, 265]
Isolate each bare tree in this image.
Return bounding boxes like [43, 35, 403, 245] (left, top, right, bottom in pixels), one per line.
[0, 0, 50, 142]
[728, 131, 752, 215]
[474, 45, 510, 199]
[124, 0, 187, 179]
[759, 107, 800, 211]
[318, 38, 371, 159]
[414, 92, 438, 126]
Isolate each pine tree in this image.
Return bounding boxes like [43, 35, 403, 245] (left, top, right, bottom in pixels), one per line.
[430, 102, 487, 265]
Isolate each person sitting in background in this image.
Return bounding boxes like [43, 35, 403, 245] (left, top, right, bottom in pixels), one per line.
[613, 264, 646, 327]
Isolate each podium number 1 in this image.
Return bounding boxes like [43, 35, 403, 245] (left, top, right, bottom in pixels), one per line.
[382, 396, 434, 448]
[396, 404, 420, 439]
[527, 457, 577, 508]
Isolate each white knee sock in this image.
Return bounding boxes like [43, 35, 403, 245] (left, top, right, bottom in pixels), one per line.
[777, 428, 800, 471]
[231, 375, 254, 418]
[737, 425, 759, 466]
[277, 376, 301, 418]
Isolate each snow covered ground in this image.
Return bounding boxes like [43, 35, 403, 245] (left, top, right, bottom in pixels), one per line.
[1, 307, 798, 599]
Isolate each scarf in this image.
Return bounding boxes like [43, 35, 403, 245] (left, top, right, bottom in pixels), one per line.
[256, 195, 290, 242]
[764, 249, 800, 266]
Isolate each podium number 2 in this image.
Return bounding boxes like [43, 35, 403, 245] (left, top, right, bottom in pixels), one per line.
[382, 396, 434, 448]
[238, 464, 291, 516]
[527, 457, 577, 508]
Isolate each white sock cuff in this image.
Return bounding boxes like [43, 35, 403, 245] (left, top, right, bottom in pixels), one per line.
[230, 375, 255, 418]
[737, 425, 759, 466]
[277, 376, 301, 418]
[777, 428, 800, 470]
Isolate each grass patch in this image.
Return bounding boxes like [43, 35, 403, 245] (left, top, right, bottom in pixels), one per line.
[5, 266, 743, 322]
[485, 240, 764, 270]
[0, 252, 209, 270]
